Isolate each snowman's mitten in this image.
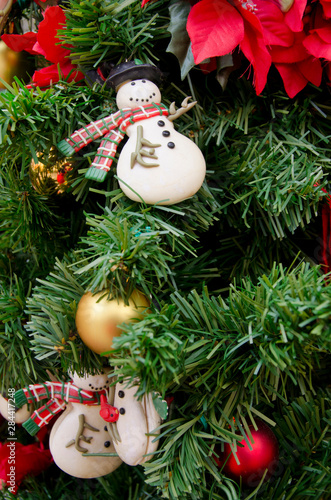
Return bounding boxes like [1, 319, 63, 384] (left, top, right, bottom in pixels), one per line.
[111, 381, 161, 465]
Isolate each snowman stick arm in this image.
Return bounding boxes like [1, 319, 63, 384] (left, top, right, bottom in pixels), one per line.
[168, 97, 197, 122]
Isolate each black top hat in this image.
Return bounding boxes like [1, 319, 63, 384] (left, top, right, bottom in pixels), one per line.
[85, 60, 164, 90]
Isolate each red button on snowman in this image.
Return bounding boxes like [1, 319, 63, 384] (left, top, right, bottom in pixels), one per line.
[58, 61, 206, 205]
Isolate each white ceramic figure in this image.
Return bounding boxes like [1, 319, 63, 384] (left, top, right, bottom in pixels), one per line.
[107, 379, 162, 466]
[115, 79, 206, 205]
[58, 61, 206, 205]
[15, 371, 122, 479]
[49, 372, 122, 478]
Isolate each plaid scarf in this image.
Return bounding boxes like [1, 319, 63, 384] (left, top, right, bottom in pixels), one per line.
[15, 381, 108, 436]
[57, 103, 169, 182]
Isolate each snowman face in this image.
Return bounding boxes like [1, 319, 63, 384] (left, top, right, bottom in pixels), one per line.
[71, 371, 111, 392]
[116, 79, 161, 109]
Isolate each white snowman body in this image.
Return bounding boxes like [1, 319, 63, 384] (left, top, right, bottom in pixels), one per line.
[49, 372, 122, 478]
[116, 79, 206, 205]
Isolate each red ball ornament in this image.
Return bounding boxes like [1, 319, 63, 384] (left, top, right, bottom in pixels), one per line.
[214, 419, 279, 487]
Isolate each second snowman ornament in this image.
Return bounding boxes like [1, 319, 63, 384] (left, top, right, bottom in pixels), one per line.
[57, 61, 206, 205]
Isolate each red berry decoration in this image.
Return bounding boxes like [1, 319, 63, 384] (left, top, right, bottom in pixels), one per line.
[215, 419, 279, 487]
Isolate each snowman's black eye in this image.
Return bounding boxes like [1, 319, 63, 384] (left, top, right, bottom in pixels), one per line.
[142, 80, 146, 83]
[130, 98, 133, 101]
[131, 82, 136, 86]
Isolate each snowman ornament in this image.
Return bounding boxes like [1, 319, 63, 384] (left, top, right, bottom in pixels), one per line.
[14, 370, 163, 477]
[57, 61, 206, 205]
[14, 371, 122, 478]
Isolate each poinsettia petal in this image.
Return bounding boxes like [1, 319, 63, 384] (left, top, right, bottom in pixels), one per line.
[32, 40, 47, 58]
[254, 0, 294, 46]
[32, 64, 61, 87]
[303, 31, 331, 60]
[284, 0, 307, 32]
[270, 32, 308, 62]
[32, 62, 83, 88]
[1, 32, 38, 54]
[309, 27, 331, 44]
[37, 6, 70, 63]
[274, 61, 308, 97]
[320, 0, 331, 19]
[297, 57, 322, 86]
[239, 6, 271, 95]
[187, 0, 244, 64]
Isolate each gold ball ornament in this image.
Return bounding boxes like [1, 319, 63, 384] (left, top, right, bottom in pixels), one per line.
[75, 289, 150, 354]
[29, 147, 73, 195]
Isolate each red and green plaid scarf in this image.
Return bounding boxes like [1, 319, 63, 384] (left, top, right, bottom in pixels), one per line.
[57, 103, 169, 183]
[15, 381, 108, 436]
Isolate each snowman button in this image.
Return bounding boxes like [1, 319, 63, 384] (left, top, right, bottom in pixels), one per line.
[157, 120, 165, 127]
[167, 142, 175, 149]
[162, 131, 170, 137]
[118, 390, 125, 398]
[104, 441, 111, 448]
[119, 408, 126, 415]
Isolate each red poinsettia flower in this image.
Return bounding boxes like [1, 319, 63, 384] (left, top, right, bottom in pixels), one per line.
[185, 0, 271, 95]
[254, 0, 323, 97]
[303, 4, 331, 60]
[269, 31, 322, 97]
[1, 5, 83, 88]
[0, 441, 52, 494]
